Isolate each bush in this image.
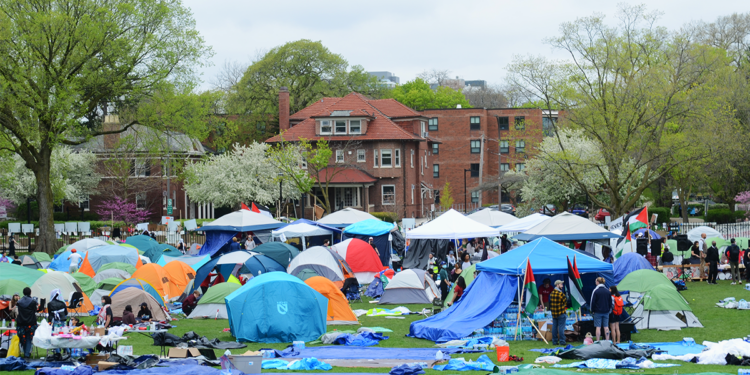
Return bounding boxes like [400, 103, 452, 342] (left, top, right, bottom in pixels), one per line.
[706, 209, 746, 224]
[370, 212, 398, 223]
[648, 207, 671, 226]
[710, 203, 729, 210]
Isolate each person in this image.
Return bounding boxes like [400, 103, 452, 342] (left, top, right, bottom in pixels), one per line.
[182, 290, 201, 316]
[149, 231, 156, 240]
[98, 296, 113, 328]
[448, 276, 466, 306]
[726, 238, 741, 285]
[322, 239, 331, 249]
[67, 249, 83, 273]
[446, 250, 456, 268]
[229, 237, 241, 252]
[137, 302, 153, 322]
[438, 261, 450, 301]
[549, 280, 567, 346]
[690, 241, 701, 274]
[451, 264, 462, 282]
[480, 240, 489, 261]
[112, 227, 121, 240]
[501, 234, 511, 253]
[427, 253, 435, 268]
[590, 277, 612, 341]
[609, 286, 623, 344]
[47, 289, 68, 328]
[538, 278, 554, 309]
[661, 245, 674, 265]
[69, 316, 83, 327]
[8, 235, 16, 257]
[706, 240, 720, 285]
[122, 305, 137, 325]
[368, 237, 379, 256]
[8, 293, 19, 319]
[465, 239, 475, 257]
[460, 253, 472, 271]
[744, 244, 750, 283]
[0, 251, 9, 263]
[245, 234, 256, 251]
[699, 233, 708, 281]
[510, 240, 519, 250]
[16, 287, 40, 359]
[602, 247, 613, 264]
[177, 239, 186, 254]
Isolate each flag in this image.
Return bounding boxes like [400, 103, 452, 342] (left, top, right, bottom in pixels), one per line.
[241, 203, 250, 211]
[567, 256, 586, 310]
[523, 260, 539, 315]
[614, 206, 648, 259]
[251, 203, 261, 214]
[627, 206, 649, 233]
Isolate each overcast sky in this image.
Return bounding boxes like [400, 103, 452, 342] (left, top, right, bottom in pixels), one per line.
[183, 0, 745, 91]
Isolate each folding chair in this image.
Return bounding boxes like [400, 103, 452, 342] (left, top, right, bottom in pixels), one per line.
[341, 278, 362, 303]
[67, 292, 84, 316]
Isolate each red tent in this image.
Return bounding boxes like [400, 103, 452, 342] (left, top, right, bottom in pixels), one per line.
[331, 238, 385, 284]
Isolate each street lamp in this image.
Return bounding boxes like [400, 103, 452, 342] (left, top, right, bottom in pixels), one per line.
[464, 168, 471, 213]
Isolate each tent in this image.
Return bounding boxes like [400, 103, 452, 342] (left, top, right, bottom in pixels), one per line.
[192, 251, 286, 293]
[631, 228, 662, 239]
[156, 254, 211, 271]
[0, 263, 44, 286]
[163, 261, 196, 301]
[130, 264, 173, 299]
[617, 269, 675, 293]
[97, 262, 137, 276]
[70, 272, 97, 296]
[631, 284, 703, 330]
[405, 209, 499, 240]
[330, 238, 384, 284]
[87, 245, 139, 272]
[66, 238, 109, 252]
[401, 239, 452, 270]
[125, 235, 163, 261]
[253, 243, 300, 268]
[188, 282, 240, 319]
[613, 252, 655, 285]
[442, 264, 476, 307]
[378, 269, 440, 305]
[49, 249, 88, 272]
[477, 238, 614, 275]
[343, 219, 396, 267]
[31, 252, 51, 262]
[304, 276, 358, 325]
[0, 279, 29, 296]
[30, 271, 95, 312]
[93, 266, 134, 284]
[497, 213, 551, 233]
[225, 272, 328, 343]
[467, 208, 518, 227]
[110, 287, 167, 321]
[97, 278, 123, 291]
[110, 278, 165, 307]
[687, 226, 723, 243]
[17, 255, 42, 270]
[272, 219, 341, 250]
[515, 212, 621, 241]
[198, 210, 284, 257]
[287, 246, 353, 287]
[317, 207, 379, 228]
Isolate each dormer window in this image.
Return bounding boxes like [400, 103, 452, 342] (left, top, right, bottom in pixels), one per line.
[318, 118, 366, 136]
[350, 120, 361, 134]
[335, 120, 347, 134]
[320, 120, 332, 135]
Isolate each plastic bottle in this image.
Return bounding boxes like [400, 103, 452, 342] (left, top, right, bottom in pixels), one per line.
[224, 349, 232, 357]
[11, 320, 15, 328]
[2, 319, 5, 328]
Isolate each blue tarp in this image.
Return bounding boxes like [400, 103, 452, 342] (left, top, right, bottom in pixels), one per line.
[433, 354, 498, 372]
[274, 346, 476, 360]
[343, 219, 394, 237]
[0, 356, 33, 371]
[477, 238, 614, 275]
[409, 272, 518, 342]
[199, 231, 237, 256]
[613, 252, 654, 284]
[332, 332, 388, 346]
[225, 272, 328, 343]
[261, 358, 332, 371]
[632, 228, 662, 239]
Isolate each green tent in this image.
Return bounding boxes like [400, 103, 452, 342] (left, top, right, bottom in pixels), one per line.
[0, 263, 44, 286]
[254, 242, 300, 268]
[70, 272, 96, 295]
[0, 279, 30, 296]
[55, 246, 69, 255]
[617, 269, 675, 293]
[98, 262, 137, 276]
[442, 264, 476, 307]
[96, 278, 124, 291]
[296, 268, 319, 282]
[641, 284, 691, 311]
[188, 282, 240, 319]
[125, 235, 163, 262]
[631, 283, 702, 329]
[31, 252, 52, 262]
[706, 237, 730, 249]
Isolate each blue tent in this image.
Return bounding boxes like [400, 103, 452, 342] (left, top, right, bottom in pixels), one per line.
[225, 272, 328, 343]
[87, 245, 139, 272]
[409, 272, 518, 342]
[192, 252, 286, 293]
[613, 252, 654, 284]
[477, 238, 614, 275]
[253, 242, 300, 268]
[49, 249, 87, 271]
[631, 228, 661, 239]
[343, 219, 395, 267]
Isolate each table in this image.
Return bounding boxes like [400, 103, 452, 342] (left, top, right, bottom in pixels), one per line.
[123, 329, 168, 357]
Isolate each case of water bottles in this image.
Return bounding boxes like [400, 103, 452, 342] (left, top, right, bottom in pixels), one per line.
[468, 303, 539, 341]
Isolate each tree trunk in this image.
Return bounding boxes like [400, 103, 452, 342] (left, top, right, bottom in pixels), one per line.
[33, 150, 58, 255]
[679, 189, 690, 224]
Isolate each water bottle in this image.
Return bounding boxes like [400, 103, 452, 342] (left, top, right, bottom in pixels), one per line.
[2, 319, 5, 328]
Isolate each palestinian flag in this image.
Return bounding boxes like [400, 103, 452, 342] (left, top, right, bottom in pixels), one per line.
[523, 260, 540, 315]
[567, 256, 586, 310]
[241, 202, 251, 211]
[614, 226, 632, 259]
[627, 206, 649, 233]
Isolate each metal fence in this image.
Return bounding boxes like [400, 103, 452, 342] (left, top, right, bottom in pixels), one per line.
[677, 222, 750, 238]
[0, 230, 206, 252]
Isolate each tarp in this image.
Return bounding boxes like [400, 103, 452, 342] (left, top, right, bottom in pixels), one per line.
[379, 269, 440, 305]
[477, 237, 614, 275]
[198, 231, 237, 257]
[254, 242, 300, 268]
[273, 346, 477, 360]
[631, 228, 661, 239]
[0, 263, 44, 286]
[401, 239, 451, 270]
[188, 282, 240, 319]
[467, 208, 518, 227]
[617, 269, 674, 292]
[330, 238, 384, 284]
[405, 209, 499, 239]
[305, 276, 359, 325]
[225, 272, 328, 343]
[409, 272, 518, 341]
[156, 254, 211, 271]
[497, 213, 551, 233]
[613, 253, 655, 284]
[199, 210, 283, 232]
[515, 212, 621, 241]
[317, 207, 379, 228]
[344, 219, 395, 237]
[687, 226, 723, 243]
[87, 245, 139, 272]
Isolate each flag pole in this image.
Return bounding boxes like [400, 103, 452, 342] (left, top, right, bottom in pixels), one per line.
[517, 258, 529, 341]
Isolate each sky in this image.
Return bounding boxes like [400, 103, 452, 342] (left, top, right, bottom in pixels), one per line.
[183, 0, 747, 91]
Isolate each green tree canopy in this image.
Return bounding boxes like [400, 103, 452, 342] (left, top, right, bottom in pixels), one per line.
[387, 78, 471, 111]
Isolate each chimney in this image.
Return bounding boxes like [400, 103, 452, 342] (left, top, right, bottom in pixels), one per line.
[103, 115, 121, 150]
[279, 87, 290, 131]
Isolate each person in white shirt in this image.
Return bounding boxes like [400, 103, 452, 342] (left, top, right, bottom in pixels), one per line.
[446, 251, 456, 268]
[67, 249, 83, 273]
[245, 234, 256, 251]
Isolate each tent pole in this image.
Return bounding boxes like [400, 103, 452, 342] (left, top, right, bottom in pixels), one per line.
[515, 275, 521, 341]
[517, 259, 529, 341]
[302, 236, 306, 251]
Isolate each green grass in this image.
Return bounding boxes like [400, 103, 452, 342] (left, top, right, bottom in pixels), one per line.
[15, 280, 749, 374]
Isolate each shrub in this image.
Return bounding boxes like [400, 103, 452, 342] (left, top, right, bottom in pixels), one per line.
[706, 209, 745, 224]
[370, 211, 398, 223]
[711, 203, 729, 210]
[648, 207, 671, 226]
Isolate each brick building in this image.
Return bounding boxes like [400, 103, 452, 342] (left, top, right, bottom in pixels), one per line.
[266, 89, 438, 219]
[419, 108, 556, 209]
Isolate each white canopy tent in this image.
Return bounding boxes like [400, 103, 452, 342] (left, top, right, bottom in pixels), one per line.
[199, 210, 283, 232]
[317, 208, 379, 228]
[467, 208, 518, 227]
[496, 213, 551, 233]
[406, 209, 499, 239]
[272, 222, 334, 250]
[687, 226, 723, 243]
[514, 212, 621, 241]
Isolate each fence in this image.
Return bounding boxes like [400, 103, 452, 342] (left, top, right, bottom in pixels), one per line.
[677, 222, 750, 238]
[0, 229, 206, 252]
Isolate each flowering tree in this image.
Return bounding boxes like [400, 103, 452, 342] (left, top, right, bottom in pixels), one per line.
[96, 196, 152, 225]
[735, 191, 750, 217]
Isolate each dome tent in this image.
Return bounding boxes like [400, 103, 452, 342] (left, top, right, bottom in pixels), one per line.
[225, 272, 328, 343]
[163, 261, 196, 301]
[343, 219, 397, 268]
[617, 269, 674, 293]
[304, 276, 358, 325]
[0, 263, 44, 286]
[254, 243, 300, 268]
[631, 284, 703, 330]
[109, 287, 167, 321]
[287, 246, 353, 287]
[191, 251, 286, 293]
[30, 271, 95, 312]
[131, 263, 173, 300]
[70, 272, 97, 296]
[378, 269, 440, 305]
[110, 278, 165, 307]
[188, 282, 240, 320]
[0, 279, 29, 296]
[331, 238, 384, 284]
[156, 254, 211, 271]
[18, 255, 42, 270]
[86, 245, 139, 272]
[613, 252, 654, 285]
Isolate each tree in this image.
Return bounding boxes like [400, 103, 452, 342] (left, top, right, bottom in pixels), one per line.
[463, 85, 509, 108]
[417, 69, 452, 87]
[0, 0, 211, 253]
[506, 5, 735, 217]
[440, 181, 454, 211]
[387, 78, 471, 111]
[96, 196, 152, 226]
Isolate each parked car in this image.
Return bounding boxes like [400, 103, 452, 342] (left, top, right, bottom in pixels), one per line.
[500, 204, 516, 216]
[594, 208, 610, 222]
[570, 204, 588, 218]
[540, 204, 557, 215]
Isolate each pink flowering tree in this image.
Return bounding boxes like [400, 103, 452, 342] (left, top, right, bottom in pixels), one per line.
[735, 191, 750, 217]
[96, 196, 152, 225]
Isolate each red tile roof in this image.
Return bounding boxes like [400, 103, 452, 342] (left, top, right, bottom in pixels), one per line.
[368, 99, 423, 118]
[290, 97, 337, 120]
[313, 167, 377, 184]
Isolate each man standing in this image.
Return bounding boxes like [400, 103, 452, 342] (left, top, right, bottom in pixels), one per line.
[590, 277, 612, 341]
[726, 238, 741, 285]
[67, 249, 82, 273]
[744, 244, 750, 283]
[500, 234, 510, 254]
[538, 278, 554, 309]
[549, 280, 567, 346]
[438, 261, 450, 302]
[16, 287, 39, 359]
[699, 233, 708, 281]
[706, 240, 719, 284]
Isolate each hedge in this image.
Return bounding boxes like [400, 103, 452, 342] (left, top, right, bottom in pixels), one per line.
[370, 212, 398, 223]
[706, 209, 746, 224]
[648, 207, 671, 225]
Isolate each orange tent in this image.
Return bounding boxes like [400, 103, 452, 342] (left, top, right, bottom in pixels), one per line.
[130, 263, 173, 300]
[162, 261, 195, 301]
[78, 253, 96, 278]
[304, 276, 358, 325]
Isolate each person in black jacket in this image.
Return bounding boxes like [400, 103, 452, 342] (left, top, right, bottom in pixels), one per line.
[744, 245, 750, 282]
[661, 246, 674, 265]
[706, 241, 720, 284]
[16, 287, 41, 359]
[590, 277, 612, 341]
[726, 238, 741, 285]
[47, 289, 68, 326]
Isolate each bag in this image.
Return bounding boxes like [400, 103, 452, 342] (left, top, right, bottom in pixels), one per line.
[7, 335, 20, 357]
[613, 296, 624, 315]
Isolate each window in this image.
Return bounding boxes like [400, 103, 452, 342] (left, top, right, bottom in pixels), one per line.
[79, 195, 90, 211]
[381, 149, 392, 167]
[357, 149, 366, 162]
[433, 164, 439, 178]
[470, 163, 479, 177]
[470, 116, 480, 130]
[336, 150, 344, 163]
[395, 149, 401, 167]
[514, 116, 525, 130]
[420, 121, 426, 136]
[432, 143, 439, 155]
[515, 140, 525, 153]
[320, 120, 332, 134]
[421, 155, 424, 175]
[300, 158, 307, 169]
[497, 116, 509, 131]
[471, 191, 480, 203]
[428, 118, 438, 131]
[335, 187, 359, 209]
[136, 192, 147, 210]
[411, 184, 415, 205]
[500, 163, 510, 172]
[516, 163, 526, 171]
[335, 120, 347, 134]
[349, 120, 361, 134]
[133, 159, 150, 177]
[470, 140, 481, 154]
[499, 140, 509, 154]
[374, 150, 379, 167]
[382, 185, 396, 205]
[542, 116, 557, 137]
[410, 150, 414, 168]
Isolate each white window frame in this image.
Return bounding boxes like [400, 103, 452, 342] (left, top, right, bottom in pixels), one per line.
[421, 155, 425, 175]
[374, 150, 379, 168]
[471, 191, 480, 203]
[335, 150, 344, 163]
[382, 185, 396, 205]
[381, 149, 392, 168]
[133, 159, 149, 177]
[349, 120, 361, 134]
[420, 121, 426, 136]
[320, 120, 332, 135]
[410, 149, 414, 168]
[357, 149, 366, 163]
[411, 184, 415, 204]
[78, 195, 90, 211]
[136, 192, 147, 210]
[334, 120, 347, 135]
[395, 149, 401, 167]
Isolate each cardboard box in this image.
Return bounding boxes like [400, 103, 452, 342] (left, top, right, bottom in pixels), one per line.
[98, 362, 119, 371]
[85, 353, 109, 365]
[537, 321, 552, 342]
[168, 348, 201, 358]
[94, 327, 106, 337]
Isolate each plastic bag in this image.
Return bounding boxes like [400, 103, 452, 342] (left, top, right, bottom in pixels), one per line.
[7, 335, 20, 358]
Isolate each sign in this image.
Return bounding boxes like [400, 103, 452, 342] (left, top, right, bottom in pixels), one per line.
[161, 216, 174, 225]
[167, 199, 173, 215]
[608, 215, 624, 231]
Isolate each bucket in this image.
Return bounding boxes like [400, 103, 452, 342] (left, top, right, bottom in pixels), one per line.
[496, 345, 509, 362]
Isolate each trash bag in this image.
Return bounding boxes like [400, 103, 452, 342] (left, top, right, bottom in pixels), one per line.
[7, 336, 20, 358]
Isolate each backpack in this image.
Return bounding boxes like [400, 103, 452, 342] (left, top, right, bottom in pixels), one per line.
[613, 296, 624, 315]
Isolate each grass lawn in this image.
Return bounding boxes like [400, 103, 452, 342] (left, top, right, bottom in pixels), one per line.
[13, 279, 749, 374]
